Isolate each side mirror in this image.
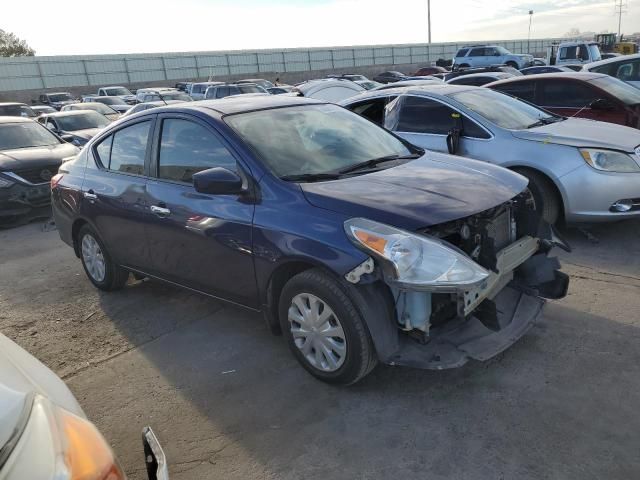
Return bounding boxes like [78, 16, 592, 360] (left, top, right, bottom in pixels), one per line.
[193, 167, 244, 195]
[590, 98, 614, 110]
[60, 134, 75, 143]
[446, 128, 461, 155]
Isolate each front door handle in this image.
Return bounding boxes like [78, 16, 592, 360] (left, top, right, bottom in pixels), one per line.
[83, 190, 97, 202]
[150, 205, 171, 217]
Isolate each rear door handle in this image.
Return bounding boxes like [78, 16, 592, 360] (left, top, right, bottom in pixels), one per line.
[150, 205, 171, 217]
[83, 190, 97, 201]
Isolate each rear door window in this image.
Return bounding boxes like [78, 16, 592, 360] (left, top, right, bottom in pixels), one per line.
[95, 121, 151, 175]
[540, 80, 600, 107]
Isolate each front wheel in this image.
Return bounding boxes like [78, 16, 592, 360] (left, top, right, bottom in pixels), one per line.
[505, 61, 519, 69]
[78, 225, 129, 291]
[514, 169, 561, 224]
[279, 269, 377, 385]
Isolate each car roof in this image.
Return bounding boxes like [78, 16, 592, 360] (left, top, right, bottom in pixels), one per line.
[487, 71, 608, 86]
[584, 52, 640, 70]
[449, 72, 509, 80]
[343, 84, 477, 103]
[0, 102, 29, 107]
[0, 116, 34, 124]
[43, 92, 71, 95]
[176, 95, 324, 116]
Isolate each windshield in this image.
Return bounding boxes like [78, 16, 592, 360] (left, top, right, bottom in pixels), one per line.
[49, 93, 73, 102]
[105, 87, 132, 96]
[57, 111, 110, 131]
[589, 76, 640, 104]
[238, 85, 266, 94]
[96, 97, 126, 105]
[0, 122, 60, 150]
[0, 105, 36, 118]
[449, 89, 557, 130]
[588, 44, 602, 62]
[83, 104, 117, 115]
[225, 104, 412, 178]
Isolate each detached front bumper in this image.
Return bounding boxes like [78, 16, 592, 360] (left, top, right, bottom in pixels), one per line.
[390, 285, 544, 369]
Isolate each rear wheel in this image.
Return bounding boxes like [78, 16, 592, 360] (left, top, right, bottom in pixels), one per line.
[458, 63, 470, 69]
[279, 269, 377, 385]
[514, 169, 562, 224]
[78, 225, 129, 291]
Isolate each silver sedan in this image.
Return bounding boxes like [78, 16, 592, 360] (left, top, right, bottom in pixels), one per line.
[341, 84, 640, 223]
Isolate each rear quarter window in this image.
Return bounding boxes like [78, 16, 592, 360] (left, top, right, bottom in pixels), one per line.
[456, 48, 469, 58]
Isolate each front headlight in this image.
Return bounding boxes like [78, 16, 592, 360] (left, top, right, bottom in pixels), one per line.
[344, 218, 489, 290]
[0, 175, 14, 188]
[580, 148, 640, 173]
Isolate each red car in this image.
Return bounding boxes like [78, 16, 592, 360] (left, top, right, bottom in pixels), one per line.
[486, 72, 640, 129]
[413, 66, 448, 76]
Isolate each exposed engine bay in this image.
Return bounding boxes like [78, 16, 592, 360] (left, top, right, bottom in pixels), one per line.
[387, 191, 569, 350]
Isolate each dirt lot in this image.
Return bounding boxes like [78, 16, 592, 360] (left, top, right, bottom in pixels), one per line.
[1, 218, 639, 480]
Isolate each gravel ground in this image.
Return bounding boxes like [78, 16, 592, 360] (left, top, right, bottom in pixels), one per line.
[1, 219, 639, 480]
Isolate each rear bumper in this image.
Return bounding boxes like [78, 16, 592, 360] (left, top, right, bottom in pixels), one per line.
[387, 284, 552, 369]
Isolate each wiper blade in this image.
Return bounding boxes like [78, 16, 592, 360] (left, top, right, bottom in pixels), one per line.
[526, 118, 553, 129]
[280, 172, 342, 182]
[337, 153, 421, 175]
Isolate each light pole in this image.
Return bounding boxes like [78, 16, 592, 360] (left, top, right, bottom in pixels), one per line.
[427, 0, 432, 44]
[527, 10, 533, 54]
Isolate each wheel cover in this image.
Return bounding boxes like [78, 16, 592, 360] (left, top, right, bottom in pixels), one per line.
[288, 293, 346, 372]
[81, 234, 106, 283]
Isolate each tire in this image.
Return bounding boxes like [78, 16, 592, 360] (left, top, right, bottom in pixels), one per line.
[77, 224, 129, 291]
[514, 169, 561, 224]
[278, 268, 377, 385]
[458, 63, 470, 69]
[506, 61, 519, 69]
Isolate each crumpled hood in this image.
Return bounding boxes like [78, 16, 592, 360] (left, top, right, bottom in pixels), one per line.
[511, 117, 640, 151]
[0, 142, 78, 172]
[0, 334, 84, 452]
[301, 151, 528, 230]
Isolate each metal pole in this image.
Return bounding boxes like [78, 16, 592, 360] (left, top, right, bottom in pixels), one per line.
[427, 0, 432, 44]
[528, 10, 533, 54]
[617, 0, 622, 37]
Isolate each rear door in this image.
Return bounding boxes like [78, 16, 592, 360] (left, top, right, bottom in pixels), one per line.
[144, 113, 258, 307]
[81, 117, 155, 270]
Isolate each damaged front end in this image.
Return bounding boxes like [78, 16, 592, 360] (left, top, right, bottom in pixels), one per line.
[344, 191, 569, 370]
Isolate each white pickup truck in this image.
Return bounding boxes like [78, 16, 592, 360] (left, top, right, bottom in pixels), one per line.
[546, 41, 602, 66]
[97, 86, 138, 104]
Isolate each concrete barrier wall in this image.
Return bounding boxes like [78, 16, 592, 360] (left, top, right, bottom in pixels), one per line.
[0, 37, 571, 101]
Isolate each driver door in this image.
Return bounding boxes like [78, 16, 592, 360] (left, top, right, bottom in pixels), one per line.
[143, 113, 259, 308]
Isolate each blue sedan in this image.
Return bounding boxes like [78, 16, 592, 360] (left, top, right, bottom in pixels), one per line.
[51, 96, 567, 384]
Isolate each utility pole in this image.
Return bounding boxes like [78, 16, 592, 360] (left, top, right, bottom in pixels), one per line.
[615, 0, 627, 38]
[427, 0, 432, 44]
[528, 10, 533, 54]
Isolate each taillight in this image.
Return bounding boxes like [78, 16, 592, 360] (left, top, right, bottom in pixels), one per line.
[51, 173, 64, 189]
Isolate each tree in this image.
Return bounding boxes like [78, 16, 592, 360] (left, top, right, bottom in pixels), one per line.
[0, 29, 35, 57]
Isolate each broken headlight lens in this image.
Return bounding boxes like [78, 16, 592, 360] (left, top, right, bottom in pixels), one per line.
[344, 218, 489, 290]
[580, 148, 640, 173]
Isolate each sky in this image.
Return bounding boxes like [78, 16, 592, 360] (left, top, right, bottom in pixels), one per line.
[3, 0, 639, 56]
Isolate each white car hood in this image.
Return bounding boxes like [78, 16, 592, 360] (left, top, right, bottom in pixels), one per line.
[0, 334, 84, 452]
[511, 117, 640, 152]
